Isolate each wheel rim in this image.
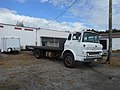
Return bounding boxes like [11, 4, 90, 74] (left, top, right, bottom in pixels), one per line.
[65, 56, 72, 65]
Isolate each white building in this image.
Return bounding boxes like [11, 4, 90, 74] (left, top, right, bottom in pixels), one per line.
[100, 32, 120, 51]
[0, 23, 69, 50]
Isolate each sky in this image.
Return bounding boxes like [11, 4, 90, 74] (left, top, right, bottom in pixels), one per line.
[0, 0, 120, 31]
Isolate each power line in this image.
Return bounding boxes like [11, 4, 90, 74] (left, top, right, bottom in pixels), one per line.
[41, 0, 78, 28]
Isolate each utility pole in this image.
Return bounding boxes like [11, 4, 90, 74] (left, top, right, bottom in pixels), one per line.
[107, 0, 112, 63]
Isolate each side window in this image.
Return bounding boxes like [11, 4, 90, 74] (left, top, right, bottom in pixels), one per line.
[72, 32, 81, 40]
[72, 34, 77, 40]
[68, 34, 71, 40]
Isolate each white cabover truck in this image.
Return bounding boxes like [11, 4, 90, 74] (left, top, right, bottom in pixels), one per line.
[31, 30, 103, 68]
[1, 37, 20, 53]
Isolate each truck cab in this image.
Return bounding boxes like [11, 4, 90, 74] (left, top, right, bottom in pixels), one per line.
[63, 30, 103, 67]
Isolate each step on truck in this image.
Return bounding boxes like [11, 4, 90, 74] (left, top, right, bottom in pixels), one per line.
[32, 30, 103, 68]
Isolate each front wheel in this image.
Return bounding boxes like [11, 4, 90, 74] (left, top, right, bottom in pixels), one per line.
[64, 53, 75, 68]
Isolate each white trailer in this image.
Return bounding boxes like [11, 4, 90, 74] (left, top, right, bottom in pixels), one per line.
[1, 37, 20, 53]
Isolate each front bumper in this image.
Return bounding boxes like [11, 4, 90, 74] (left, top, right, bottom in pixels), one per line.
[82, 50, 102, 62]
[83, 56, 102, 62]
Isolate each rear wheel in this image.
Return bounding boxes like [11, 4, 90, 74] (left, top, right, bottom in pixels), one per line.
[34, 49, 43, 59]
[64, 53, 75, 68]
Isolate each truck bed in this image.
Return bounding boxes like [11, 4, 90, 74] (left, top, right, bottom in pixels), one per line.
[26, 45, 64, 51]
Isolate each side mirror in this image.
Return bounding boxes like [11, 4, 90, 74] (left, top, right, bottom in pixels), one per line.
[78, 37, 81, 42]
[76, 32, 81, 42]
[76, 32, 79, 40]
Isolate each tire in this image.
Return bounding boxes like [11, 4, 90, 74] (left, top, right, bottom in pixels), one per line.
[34, 49, 43, 59]
[64, 53, 75, 68]
[7, 48, 12, 53]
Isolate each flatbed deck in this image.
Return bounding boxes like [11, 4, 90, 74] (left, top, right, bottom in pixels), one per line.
[26, 45, 64, 51]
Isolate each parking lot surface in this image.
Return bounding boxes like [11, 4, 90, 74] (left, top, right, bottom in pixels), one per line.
[0, 51, 120, 90]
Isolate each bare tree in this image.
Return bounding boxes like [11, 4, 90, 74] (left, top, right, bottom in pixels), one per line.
[16, 21, 24, 27]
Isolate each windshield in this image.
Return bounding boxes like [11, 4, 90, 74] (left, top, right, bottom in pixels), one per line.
[82, 32, 99, 43]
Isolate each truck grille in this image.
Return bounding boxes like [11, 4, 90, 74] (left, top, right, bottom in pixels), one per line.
[87, 52, 100, 56]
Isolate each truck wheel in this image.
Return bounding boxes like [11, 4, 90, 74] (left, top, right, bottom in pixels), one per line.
[64, 53, 75, 68]
[34, 49, 43, 59]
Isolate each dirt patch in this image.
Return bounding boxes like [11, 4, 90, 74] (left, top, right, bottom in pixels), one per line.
[111, 57, 120, 67]
[101, 51, 120, 67]
[0, 51, 36, 68]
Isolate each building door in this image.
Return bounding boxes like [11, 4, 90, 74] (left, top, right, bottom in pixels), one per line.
[100, 40, 107, 50]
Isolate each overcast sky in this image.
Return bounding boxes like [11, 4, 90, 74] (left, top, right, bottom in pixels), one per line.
[0, 0, 120, 31]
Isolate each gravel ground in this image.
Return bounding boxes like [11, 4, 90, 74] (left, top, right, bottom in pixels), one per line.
[0, 51, 120, 90]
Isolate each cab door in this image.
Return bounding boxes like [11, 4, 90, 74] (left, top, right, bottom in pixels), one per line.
[64, 34, 72, 48]
[69, 32, 81, 56]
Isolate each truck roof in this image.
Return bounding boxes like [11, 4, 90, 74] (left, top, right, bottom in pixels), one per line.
[69, 30, 97, 34]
